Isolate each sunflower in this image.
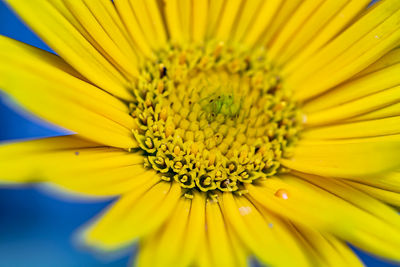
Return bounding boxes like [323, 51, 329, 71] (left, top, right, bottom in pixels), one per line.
[1, 0, 400, 266]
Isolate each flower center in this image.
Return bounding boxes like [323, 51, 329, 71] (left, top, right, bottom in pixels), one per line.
[130, 41, 301, 196]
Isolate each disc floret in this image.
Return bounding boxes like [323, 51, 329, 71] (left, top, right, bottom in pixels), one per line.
[130, 41, 301, 195]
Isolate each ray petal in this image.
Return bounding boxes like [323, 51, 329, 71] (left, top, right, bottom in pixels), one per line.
[4, 0, 134, 100]
[0, 135, 147, 197]
[281, 136, 400, 178]
[204, 197, 245, 267]
[288, 0, 400, 101]
[222, 193, 310, 267]
[0, 36, 137, 148]
[84, 181, 181, 250]
[247, 175, 400, 261]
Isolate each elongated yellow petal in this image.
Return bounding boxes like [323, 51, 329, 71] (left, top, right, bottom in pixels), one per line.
[303, 116, 400, 140]
[293, 225, 364, 267]
[349, 102, 400, 122]
[136, 197, 191, 267]
[206, 0, 225, 39]
[242, 0, 283, 46]
[0, 136, 144, 195]
[354, 47, 400, 78]
[289, 0, 400, 81]
[347, 181, 400, 207]
[296, 172, 400, 229]
[247, 176, 400, 261]
[62, 0, 139, 78]
[52, 167, 152, 198]
[130, 0, 167, 50]
[304, 63, 400, 115]
[347, 171, 400, 193]
[283, 0, 371, 75]
[174, 193, 206, 267]
[214, 0, 243, 42]
[0, 37, 137, 148]
[268, 0, 325, 61]
[304, 85, 400, 126]
[177, 0, 191, 42]
[164, 0, 183, 44]
[230, 0, 263, 43]
[197, 230, 214, 267]
[222, 193, 310, 267]
[205, 198, 243, 267]
[260, 0, 302, 46]
[282, 136, 400, 178]
[192, 0, 208, 43]
[84, 181, 181, 250]
[0, 135, 98, 153]
[288, 0, 400, 101]
[4, 0, 133, 100]
[275, 0, 350, 66]
[114, 0, 155, 59]
[325, 235, 364, 267]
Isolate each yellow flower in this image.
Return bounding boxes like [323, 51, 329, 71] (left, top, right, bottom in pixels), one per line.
[1, 0, 400, 266]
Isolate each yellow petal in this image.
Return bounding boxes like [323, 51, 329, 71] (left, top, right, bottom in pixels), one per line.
[247, 175, 400, 261]
[136, 197, 190, 267]
[0, 136, 144, 196]
[177, 0, 191, 42]
[302, 116, 400, 140]
[324, 235, 364, 267]
[196, 231, 214, 267]
[354, 47, 400, 78]
[135, 194, 207, 267]
[4, 0, 133, 100]
[62, 0, 139, 78]
[348, 102, 400, 122]
[214, 0, 243, 42]
[164, 0, 184, 44]
[304, 63, 400, 115]
[346, 180, 400, 207]
[241, 0, 283, 47]
[192, 0, 208, 43]
[282, 0, 371, 75]
[268, 0, 326, 61]
[0, 37, 137, 148]
[230, 0, 263, 43]
[205, 0, 225, 39]
[260, 0, 303, 46]
[222, 193, 310, 267]
[174, 193, 206, 267]
[114, 0, 155, 59]
[281, 136, 400, 178]
[205, 198, 244, 267]
[52, 167, 154, 198]
[293, 225, 364, 267]
[304, 85, 400, 126]
[273, 0, 351, 66]
[348, 171, 400, 192]
[295, 172, 400, 230]
[287, 0, 400, 101]
[129, 0, 167, 50]
[84, 181, 181, 250]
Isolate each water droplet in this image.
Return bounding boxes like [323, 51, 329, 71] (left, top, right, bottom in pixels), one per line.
[302, 114, 307, 123]
[239, 206, 252, 216]
[275, 189, 289, 200]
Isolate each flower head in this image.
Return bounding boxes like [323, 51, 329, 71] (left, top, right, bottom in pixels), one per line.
[2, 0, 400, 266]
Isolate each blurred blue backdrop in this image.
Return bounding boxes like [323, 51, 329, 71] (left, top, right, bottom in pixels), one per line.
[0, 0, 397, 266]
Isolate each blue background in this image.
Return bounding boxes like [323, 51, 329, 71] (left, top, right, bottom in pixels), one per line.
[0, 0, 397, 266]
